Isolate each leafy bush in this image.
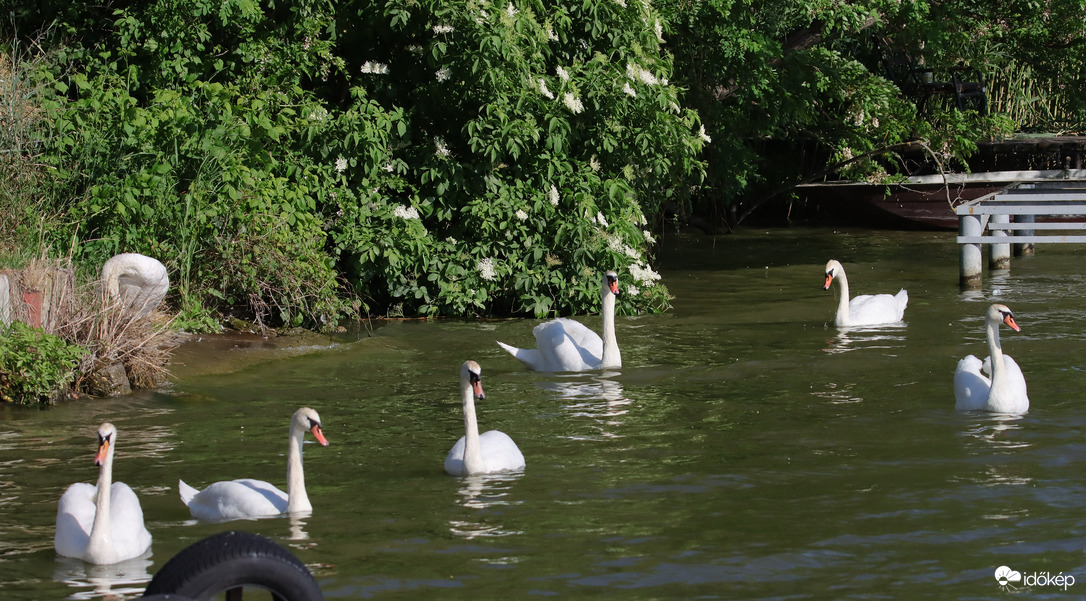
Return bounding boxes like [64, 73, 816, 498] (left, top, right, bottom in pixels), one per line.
[20, 0, 695, 324]
[0, 320, 86, 404]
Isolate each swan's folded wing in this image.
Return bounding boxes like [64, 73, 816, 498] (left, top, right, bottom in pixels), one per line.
[1002, 354, 1030, 402]
[185, 479, 287, 520]
[533, 318, 602, 371]
[479, 430, 526, 473]
[954, 355, 991, 410]
[538, 318, 601, 352]
[108, 482, 152, 554]
[55, 482, 96, 557]
[848, 290, 908, 325]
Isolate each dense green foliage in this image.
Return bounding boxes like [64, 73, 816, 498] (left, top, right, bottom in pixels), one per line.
[4, 0, 1086, 327]
[0, 321, 85, 404]
[659, 0, 1086, 223]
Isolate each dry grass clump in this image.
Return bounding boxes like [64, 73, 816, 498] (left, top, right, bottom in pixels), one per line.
[3, 255, 180, 395]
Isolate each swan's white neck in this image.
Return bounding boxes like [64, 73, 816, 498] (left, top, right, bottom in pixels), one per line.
[86, 445, 114, 560]
[461, 378, 484, 475]
[285, 424, 311, 513]
[600, 288, 621, 368]
[986, 315, 1009, 391]
[834, 269, 851, 326]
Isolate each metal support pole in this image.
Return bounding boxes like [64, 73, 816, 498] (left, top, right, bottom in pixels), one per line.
[989, 213, 1011, 270]
[1014, 214, 1035, 256]
[959, 214, 983, 289]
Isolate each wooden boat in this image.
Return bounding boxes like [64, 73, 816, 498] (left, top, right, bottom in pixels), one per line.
[799, 169, 1086, 229]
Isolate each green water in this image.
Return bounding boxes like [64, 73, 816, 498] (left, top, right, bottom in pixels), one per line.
[3, 227, 1086, 600]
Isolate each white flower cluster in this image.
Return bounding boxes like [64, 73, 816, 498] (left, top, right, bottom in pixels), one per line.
[538, 78, 554, 100]
[308, 107, 329, 121]
[515, 209, 529, 220]
[360, 61, 389, 75]
[556, 66, 570, 81]
[435, 137, 451, 158]
[433, 24, 454, 34]
[629, 263, 661, 285]
[622, 82, 637, 97]
[478, 257, 498, 281]
[436, 68, 451, 82]
[607, 235, 641, 260]
[548, 184, 560, 206]
[595, 211, 608, 227]
[654, 18, 664, 42]
[697, 124, 712, 143]
[335, 157, 348, 172]
[394, 205, 420, 220]
[643, 230, 656, 244]
[626, 62, 659, 86]
[506, 3, 518, 17]
[563, 92, 584, 114]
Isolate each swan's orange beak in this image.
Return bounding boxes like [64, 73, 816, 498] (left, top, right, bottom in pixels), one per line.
[1003, 314, 1021, 332]
[472, 379, 485, 400]
[94, 439, 109, 467]
[608, 279, 619, 295]
[310, 424, 330, 447]
[823, 272, 834, 290]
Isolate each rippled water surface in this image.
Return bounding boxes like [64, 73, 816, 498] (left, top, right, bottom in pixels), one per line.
[3, 227, 1086, 600]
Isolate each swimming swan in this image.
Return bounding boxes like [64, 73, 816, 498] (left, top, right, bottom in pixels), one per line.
[179, 408, 329, 520]
[496, 270, 621, 371]
[55, 423, 152, 564]
[954, 304, 1029, 414]
[445, 361, 525, 476]
[823, 259, 908, 326]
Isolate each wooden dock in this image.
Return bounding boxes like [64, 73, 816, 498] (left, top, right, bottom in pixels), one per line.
[956, 182, 1086, 287]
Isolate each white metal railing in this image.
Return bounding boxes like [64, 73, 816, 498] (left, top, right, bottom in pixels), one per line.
[955, 182, 1086, 286]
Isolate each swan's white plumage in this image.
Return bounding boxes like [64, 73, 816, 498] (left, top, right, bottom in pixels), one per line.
[954, 304, 1029, 414]
[823, 259, 908, 327]
[100, 253, 169, 317]
[444, 361, 525, 476]
[497, 271, 621, 372]
[179, 408, 329, 520]
[54, 423, 152, 564]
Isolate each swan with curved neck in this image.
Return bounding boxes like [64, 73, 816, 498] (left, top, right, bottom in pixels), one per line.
[55, 423, 152, 564]
[179, 408, 329, 520]
[823, 259, 908, 327]
[497, 270, 621, 371]
[101, 253, 169, 317]
[445, 361, 525, 476]
[954, 304, 1029, 414]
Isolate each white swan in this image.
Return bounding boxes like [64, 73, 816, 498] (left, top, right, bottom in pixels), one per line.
[954, 303, 1029, 414]
[445, 361, 525, 476]
[496, 270, 621, 372]
[101, 253, 169, 317]
[55, 423, 152, 564]
[179, 408, 329, 520]
[823, 259, 908, 327]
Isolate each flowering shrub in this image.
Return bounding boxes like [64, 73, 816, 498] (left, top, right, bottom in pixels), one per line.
[19, 0, 702, 324]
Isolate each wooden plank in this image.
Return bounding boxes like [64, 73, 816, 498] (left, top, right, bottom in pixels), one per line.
[988, 222, 1086, 230]
[957, 235, 1086, 244]
[956, 205, 1086, 216]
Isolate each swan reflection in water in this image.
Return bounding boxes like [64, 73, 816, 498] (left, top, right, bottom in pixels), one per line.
[959, 413, 1030, 451]
[537, 372, 632, 440]
[448, 473, 524, 541]
[823, 325, 907, 356]
[54, 554, 152, 600]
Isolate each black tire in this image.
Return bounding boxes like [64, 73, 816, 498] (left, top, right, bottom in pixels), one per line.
[142, 531, 323, 601]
